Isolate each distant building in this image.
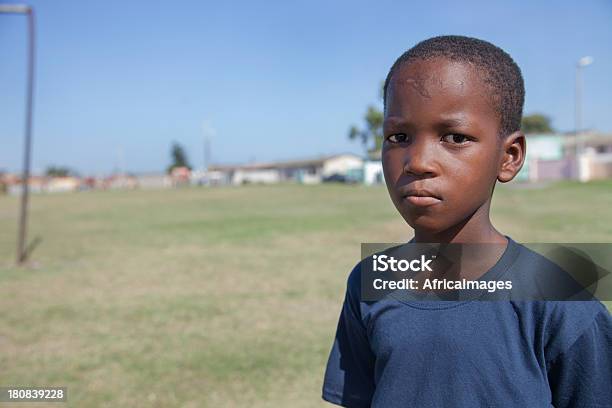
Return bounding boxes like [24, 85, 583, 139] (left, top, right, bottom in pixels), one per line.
[363, 149, 385, 185]
[515, 134, 574, 182]
[170, 167, 191, 187]
[103, 174, 138, 190]
[190, 169, 230, 186]
[4, 175, 82, 195]
[209, 154, 364, 185]
[135, 173, 172, 189]
[565, 133, 612, 181]
[515, 133, 612, 182]
[46, 176, 81, 193]
[208, 170, 231, 186]
[0, 173, 18, 195]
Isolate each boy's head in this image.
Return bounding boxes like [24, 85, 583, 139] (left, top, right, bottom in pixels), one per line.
[382, 35, 526, 240]
[383, 35, 525, 138]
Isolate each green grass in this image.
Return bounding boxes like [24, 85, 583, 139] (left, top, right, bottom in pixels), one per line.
[0, 181, 611, 407]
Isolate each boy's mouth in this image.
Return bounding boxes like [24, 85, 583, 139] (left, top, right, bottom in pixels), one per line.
[400, 186, 443, 207]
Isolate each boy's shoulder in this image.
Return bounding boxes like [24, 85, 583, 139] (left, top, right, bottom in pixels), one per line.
[344, 258, 366, 305]
[521, 299, 611, 369]
[507, 237, 603, 301]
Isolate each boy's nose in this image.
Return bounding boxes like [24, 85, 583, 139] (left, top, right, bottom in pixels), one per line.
[402, 138, 438, 177]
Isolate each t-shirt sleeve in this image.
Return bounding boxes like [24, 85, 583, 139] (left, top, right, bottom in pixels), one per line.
[547, 306, 612, 408]
[322, 263, 376, 407]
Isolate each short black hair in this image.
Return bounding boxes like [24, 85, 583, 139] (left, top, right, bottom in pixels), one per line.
[383, 35, 525, 138]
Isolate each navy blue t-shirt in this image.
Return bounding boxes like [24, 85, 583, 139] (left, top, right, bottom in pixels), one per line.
[322, 237, 612, 407]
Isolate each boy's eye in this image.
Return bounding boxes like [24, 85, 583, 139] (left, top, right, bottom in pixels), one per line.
[386, 133, 411, 144]
[441, 133, 471, 145]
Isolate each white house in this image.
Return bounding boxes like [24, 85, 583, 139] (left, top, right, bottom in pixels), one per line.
[208, 154, 364, 185]
[362, 150, 385, 185]
[364, 161, 384, 185]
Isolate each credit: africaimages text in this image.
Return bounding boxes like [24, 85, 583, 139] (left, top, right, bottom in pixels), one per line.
[371, 254, 512, 293]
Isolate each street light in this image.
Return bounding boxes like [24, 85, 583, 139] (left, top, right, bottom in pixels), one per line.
[575, 56, 593, 147]
[0, 4, 36, 264]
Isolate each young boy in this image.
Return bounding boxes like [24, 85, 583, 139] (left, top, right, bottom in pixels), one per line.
[322, 36, 612, 407]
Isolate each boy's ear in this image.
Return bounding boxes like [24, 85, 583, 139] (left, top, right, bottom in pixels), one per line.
[497, 131, 526, 183]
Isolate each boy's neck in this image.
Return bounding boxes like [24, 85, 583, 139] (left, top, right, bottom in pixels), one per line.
[412, 202, 507, 244]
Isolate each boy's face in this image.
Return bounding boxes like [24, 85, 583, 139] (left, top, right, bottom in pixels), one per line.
[383, 57, 512, 235]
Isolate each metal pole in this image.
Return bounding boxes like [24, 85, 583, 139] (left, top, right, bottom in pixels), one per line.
[19, 8, 35, 264]
[575, 65, 582, 138]
[0, 5, 36, 264]
[575, 64, 582, 178]
[204, 137, 210, 171]
[574, 56, 594, 182]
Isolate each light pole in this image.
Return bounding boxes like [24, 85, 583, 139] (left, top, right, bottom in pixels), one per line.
[575, 56, 593, 156]
[0, 4, 36, 264]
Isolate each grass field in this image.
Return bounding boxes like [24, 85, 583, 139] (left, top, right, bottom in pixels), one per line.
[1, 181, 611, 407]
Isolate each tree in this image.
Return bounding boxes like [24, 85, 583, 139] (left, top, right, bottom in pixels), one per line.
[349, 81, 385, 152]
[45, 166, 73, 177]
[521, 114, 554, 134]
[349, 106, 384, 152]
[167, 142, 192, 173]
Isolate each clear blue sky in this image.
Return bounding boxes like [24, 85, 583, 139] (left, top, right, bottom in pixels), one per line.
[1, 0, 611, 175]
